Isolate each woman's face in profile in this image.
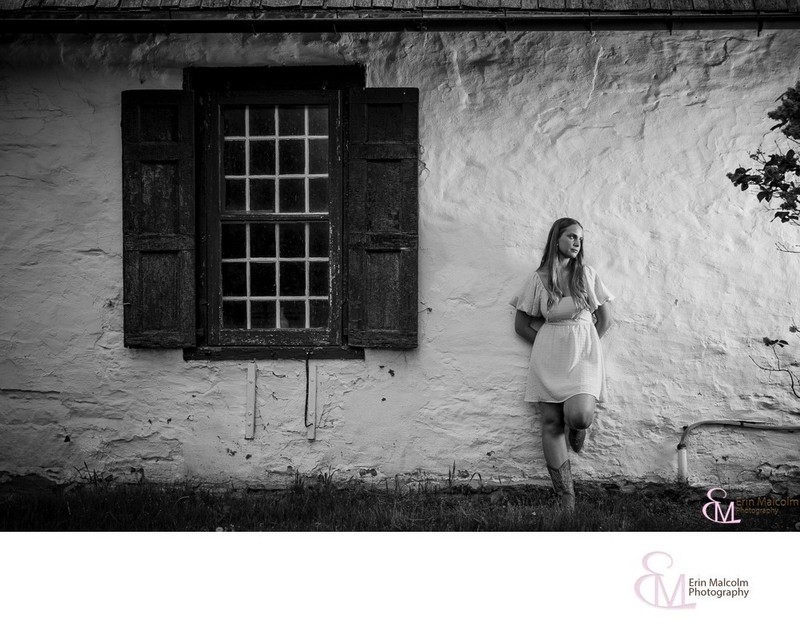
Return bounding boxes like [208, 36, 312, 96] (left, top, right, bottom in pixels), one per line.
[557, 224, 584, 259]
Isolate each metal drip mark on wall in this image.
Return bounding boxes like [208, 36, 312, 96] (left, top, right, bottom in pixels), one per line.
[245, 362, 256, 440]
[305, 354, 317, 441]
[304, 355, 310, 428]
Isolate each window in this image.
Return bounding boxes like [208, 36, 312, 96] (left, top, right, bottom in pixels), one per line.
[209, 94, 341, 348]
[121, 67, 419, 359]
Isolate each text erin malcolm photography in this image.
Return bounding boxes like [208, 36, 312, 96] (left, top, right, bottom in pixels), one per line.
[734, 496, 800, 516]
[688, 578, 749, 599]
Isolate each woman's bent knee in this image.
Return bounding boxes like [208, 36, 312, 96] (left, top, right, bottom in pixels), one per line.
[563, 395, 596, 430]
[565, 411, 594, 430]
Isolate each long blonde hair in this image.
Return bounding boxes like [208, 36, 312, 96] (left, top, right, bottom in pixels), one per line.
[537, 218, 589, 311]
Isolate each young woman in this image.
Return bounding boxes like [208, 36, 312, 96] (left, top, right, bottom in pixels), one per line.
[510, 218, 614, 510]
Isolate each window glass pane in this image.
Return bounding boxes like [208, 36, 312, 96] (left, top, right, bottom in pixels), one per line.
[278, 139, 305, 174]
[250, 141, 275, 175]
[224, 140, 245, 175]
[222, 107, 245, 137]
[250, 224, 276, 258]
[225, 180, 245, 212]
[249, 106, 275, 136]
[279, 301, 306, 328]
[251, 301, 276, 329]
[309, 179, 328, 213]
[308, 106, 327, 136]
[278, 106, 305, 136]
[280, 261, 305, 296]
[309, 300, 329, 328]
[309, 262, 328, 296]
[222, 301, 247, 329]
[221, 224, 246, 259]
[278, 179, 305, 213]
[308, 222, 328, 257]
[279, 223, 305, 258]
[308, 139, 328, 175]
[251, 263, 276, 296]
[222, 262, 247, 296]
[250, 179, 275, 213]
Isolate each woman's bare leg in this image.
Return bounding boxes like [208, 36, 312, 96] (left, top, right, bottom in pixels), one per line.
[539, 402, 567, 468]
[563, 394, 596, 452]
[539, 402, 574, 509]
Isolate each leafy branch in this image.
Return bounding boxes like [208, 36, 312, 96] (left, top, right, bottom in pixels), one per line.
[727, 81, 800, 225]
[729, 81, 800, 409]
[751, 331, 800, 400]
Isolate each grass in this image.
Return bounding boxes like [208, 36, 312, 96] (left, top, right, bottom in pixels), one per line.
[2, 475, 799, 531]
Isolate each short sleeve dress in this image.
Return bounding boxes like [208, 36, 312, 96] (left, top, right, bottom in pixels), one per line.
[510, 265, 614, 403]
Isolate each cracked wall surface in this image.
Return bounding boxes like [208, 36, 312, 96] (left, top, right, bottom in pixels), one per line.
[1, 29, 800, 491]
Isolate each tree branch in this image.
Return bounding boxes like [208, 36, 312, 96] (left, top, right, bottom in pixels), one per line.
[750, 353, 800, 400]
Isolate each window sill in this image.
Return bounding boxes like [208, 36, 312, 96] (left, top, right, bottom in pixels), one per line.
[183, 345, 365, 361]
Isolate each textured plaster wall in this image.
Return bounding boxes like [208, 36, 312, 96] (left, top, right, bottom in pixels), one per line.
[1, 29, 800, 492]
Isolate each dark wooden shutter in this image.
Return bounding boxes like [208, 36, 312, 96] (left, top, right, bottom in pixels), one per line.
[347, 88, 419, 349]
[122, 90, 196, 348]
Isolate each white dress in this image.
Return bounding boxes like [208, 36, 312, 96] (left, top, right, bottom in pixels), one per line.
[509, 265, 614, 403]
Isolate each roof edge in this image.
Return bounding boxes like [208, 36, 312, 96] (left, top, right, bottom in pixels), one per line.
[1, 11, 799, 32]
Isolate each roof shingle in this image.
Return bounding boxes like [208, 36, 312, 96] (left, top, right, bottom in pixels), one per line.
[264, 0, 302, 6]
[754, 0, 788, 8]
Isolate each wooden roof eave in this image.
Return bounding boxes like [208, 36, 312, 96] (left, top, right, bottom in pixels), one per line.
[1, 8, 799, 32]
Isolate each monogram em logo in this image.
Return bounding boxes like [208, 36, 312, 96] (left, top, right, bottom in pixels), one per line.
[634, 551, 696, 609]
[702, 487, 742, 524]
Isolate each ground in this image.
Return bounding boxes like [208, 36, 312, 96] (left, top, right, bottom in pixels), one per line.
[2, 474, 798, 531]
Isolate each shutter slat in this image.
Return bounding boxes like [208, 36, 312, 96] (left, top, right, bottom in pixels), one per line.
[122, 90, 196, 348]
[347, 88, 419, 349]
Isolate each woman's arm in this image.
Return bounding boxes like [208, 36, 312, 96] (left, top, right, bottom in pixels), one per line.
[594, 302, 614, 339]
[514, 310, 539, 344]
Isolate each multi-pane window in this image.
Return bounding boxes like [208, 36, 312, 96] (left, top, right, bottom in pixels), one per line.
[206, 92, 342, 347]
[219, 105, 331, 331]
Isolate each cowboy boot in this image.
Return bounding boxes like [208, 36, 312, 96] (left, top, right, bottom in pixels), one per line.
[568, 428, 586, 453]
[547, 459, 576, 510]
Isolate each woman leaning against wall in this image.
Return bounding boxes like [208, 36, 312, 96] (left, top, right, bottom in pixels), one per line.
[510, 218, 615, 510]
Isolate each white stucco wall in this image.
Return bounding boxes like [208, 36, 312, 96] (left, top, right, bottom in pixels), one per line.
[1, 29, 799, 492]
